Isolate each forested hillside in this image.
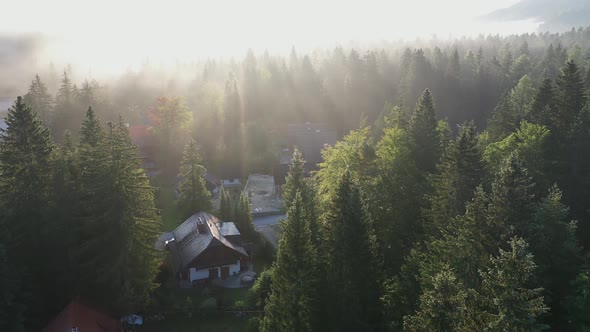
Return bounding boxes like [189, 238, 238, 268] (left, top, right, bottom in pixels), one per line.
[2, 27, 590, 331]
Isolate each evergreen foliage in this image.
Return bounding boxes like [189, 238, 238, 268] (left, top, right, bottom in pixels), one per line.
[23, 75, 53, 123]
[479, 237, 548, 331]
[76, 114, 161, 313]
[6, 30, 590, 331]
[0, 97, 54, 329]
[262, 192, 318, 332]
[409, 89, 440, 173]
[177, 138, 212, 218]
[322, 171, 383, 331]
[282, 147, 306, 210]
[425, 121, 483, 234]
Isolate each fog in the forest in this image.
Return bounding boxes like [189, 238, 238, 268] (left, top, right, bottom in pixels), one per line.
[0, 0, 556, 99]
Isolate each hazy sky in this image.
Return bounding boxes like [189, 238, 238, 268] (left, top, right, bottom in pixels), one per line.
[3, 0, 538, 73]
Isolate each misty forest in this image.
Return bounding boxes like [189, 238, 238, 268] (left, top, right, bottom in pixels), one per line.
[5, 7, 590, 332]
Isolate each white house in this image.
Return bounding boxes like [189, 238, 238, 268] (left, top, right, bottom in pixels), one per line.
[161, 212, 248, 285]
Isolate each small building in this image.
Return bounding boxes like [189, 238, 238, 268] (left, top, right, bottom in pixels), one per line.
[42, 300, 122, 332]
[221, 178, 242, 197]
[163, 212, 248, 285]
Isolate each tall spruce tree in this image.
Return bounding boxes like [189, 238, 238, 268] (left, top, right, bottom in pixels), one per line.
[46, 130, 80, 310]
[76, 114, 161, 313]
[23, 75, 53, 124]
[0, 96, 54, 329]
[262, 192, 318, 332]
[555, 60, 586, 140]
[528, 186, 583, 329]
[235, 192, 257, 242]
[568, 271, 590, 331]
[282, 147, 306, 210]
[0, 97, 53, 252]
[403, 266, 468, 332]
[177, 138, 212, 218]
[218, 187, 234, 221]
[0, 244, 27, 332]
[373, 125, 420, 271]
[152, 96, 190, 179]
[488, 93, 519, 142]
[52, 71, 80, 140]
[283, 147, 320, 245]
[409, 89, 440, 174]
[487, 154, 535, 248]
[323, 171, 383, 331]
[425, 121, 483, 234]
[528, 78, 556, 128]
[479, 237, 548, 331]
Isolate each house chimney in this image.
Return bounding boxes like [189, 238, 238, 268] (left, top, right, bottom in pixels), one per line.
[197, 220, 207, 234]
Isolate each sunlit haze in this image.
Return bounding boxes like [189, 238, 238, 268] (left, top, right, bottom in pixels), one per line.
[3, 0, 539, 75]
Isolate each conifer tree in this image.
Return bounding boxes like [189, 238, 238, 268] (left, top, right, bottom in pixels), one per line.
[409, 89, 440, 173]
[0, 97, 54, 251]
[509, 75, 536, 117]
[177, 138, 212, 218]
[487, 154, 535, 247]
[479, 237, 548, 331]
[488, 93, 519, 142]
[568, 271, 590, 331]
[108, 120, 161, 311]
[76, 114, 161, 312]
[555, 60, 586, 139]
[75, 107, 109, 300]
[403, 266, 468, 332]
[221, 73, 243, 178]
[23, 74, 53, 123]
[528, 78, 556, 128]
[46, 130, 80, 306]
[262, 192, 317, 332]
[0, 244, 27, 332]
[484, 121, 551, 193]
[152, 96, 191, 179]
[282, 147, 306, 210]
[235, 192, 257, 242]
[52, 71, 81, 140]
[425, 122, 483, 233]
[373, 125, 420, 270]
[528, 186, 582, 329]
[323, 171, 383, 331]
[218, 187, 234, 221]
[0, 97, 54, 329]
[282, 147, 320, 244]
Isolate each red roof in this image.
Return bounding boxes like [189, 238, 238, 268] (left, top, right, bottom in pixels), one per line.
[42, 300, 122, 332]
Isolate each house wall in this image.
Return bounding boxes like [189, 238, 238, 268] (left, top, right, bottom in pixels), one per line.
[191, 245, 243, 270]
[189, 267, 209, 281]
[189, 260, 241, 282]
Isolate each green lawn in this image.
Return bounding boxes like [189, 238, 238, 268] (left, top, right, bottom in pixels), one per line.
[143, 286, 253, 331]
[165, 286, 250, 308]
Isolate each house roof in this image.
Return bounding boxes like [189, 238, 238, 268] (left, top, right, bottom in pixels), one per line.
[42, 300, 121, 332]
[215, 222, 241, 237]
[167, 212, 247, 272]
[222, 179, 241, 187]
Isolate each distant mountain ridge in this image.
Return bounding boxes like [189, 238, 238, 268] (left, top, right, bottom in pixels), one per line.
[483, 0, 590, 32]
